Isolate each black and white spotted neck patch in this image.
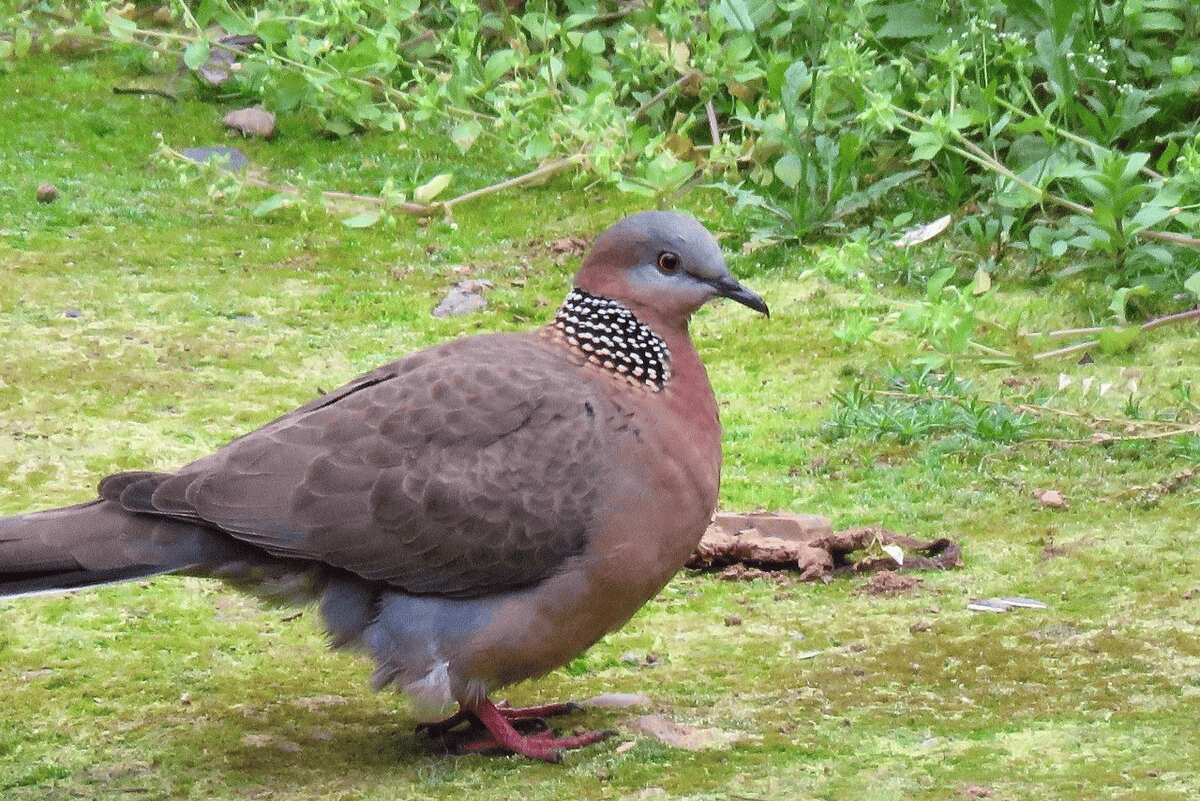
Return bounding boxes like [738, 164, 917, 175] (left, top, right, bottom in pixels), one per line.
[553, 289, 671, 390]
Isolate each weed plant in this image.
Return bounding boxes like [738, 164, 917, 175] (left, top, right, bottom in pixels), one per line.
[5, 0, 1200, 323]
[825, 367, 1037, 445]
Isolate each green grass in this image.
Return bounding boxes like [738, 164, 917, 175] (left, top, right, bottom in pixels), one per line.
[2, 53, 1200, 800]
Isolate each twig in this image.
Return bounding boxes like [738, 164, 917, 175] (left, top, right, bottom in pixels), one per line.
[112, 86, 178, 102]
[635, 71, 700, 119]
[234, 174, 420, 212]
[1010, 402, 1198, 433]
[705, 100, 720, 145]
[397, 30, 435, 51]
[438, 156, 586, 212]
[1140, 229, 1200, 248]
[163, 146, 584, 218]
[588, 6, 638, 24]
[1032, 307, 1200, 361]
[1023, 325, 1113, 339]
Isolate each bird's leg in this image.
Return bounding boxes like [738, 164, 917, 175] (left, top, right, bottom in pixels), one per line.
[418, 698, 612, 762]
[493, 699, 582, 719]
[416, 698, 580, 738]
[467, 698, 613, 762]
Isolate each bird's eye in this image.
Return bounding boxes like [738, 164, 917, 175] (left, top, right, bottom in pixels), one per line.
[657, 251, 681, 274]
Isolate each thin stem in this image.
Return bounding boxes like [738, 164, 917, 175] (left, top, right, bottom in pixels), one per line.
[990, 93, 1166, 181]
[1031, 307, 1200, 361]
[162, 146, 584, 218]
[705, 100, 720, 146]
[635, 71, 700, 120]
[889, 101, 1200, 251]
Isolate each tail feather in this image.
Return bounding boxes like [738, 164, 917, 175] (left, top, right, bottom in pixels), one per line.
[0, 564, 175, 599]
[0, 498, 311, 600]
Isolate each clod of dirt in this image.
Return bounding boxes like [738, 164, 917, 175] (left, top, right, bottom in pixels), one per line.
[543, 236, 589, 265]
[856, 570, 923, 596]
[36, 184, 59, 203]
[687, 513, 962, 582]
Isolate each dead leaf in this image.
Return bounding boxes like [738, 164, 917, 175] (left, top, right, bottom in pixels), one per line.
[414, 173, 453, 204]
[432, 280, 493, 318]
[583, 692, 654, 709]
[894, 214, 953, 247]
[626, 715, 741, 751]
[194, 34, 261, 88]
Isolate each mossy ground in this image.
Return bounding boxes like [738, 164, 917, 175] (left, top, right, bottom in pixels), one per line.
[2, 54, 1199, 800]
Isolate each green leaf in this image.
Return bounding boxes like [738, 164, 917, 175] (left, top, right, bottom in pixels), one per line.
[1108, 285, 1153, 325]
[451, 120, 483, 154]
[1033, 30, 1069, 97]
[971, 267, 992, 295]
[783, 60, 811, 98]
[925, 266, 958, 299]
[251, 193, 293, 217]
[183, 40, 212, 72]
[414, 173, 453, 204]
[716, 0, 758, 33]
[321, 117, 355, 138]
[909, 128, 944, 162]
[523, 131, 554, 161]
[875, 2, 941, 39]
[342, 209, 383, 228]
[780, 60, 809, 124]
[615, 178, 657, 197]
[580, 30, 606, 55]
[256, 21, 290, 48]
[1097, 326, 1141, 355]
[1184, 271, 1200, 298]
[14, 25, 31, 58]
[774, 153, 802, 188]
[1143, 11, 1184, 31]
[106, 13, 138, 42]
[483, 49, 518, 84]
[1127, 203, 1174, 234]
[1009, 116, 1048, 135]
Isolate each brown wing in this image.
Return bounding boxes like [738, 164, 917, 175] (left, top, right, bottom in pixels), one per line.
[101, 332, 625, 598]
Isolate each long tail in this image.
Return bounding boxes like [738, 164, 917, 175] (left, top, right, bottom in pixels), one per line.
[0, 498, 310, 599]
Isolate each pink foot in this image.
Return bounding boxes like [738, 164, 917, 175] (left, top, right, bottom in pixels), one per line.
[417, 698, 612, 762]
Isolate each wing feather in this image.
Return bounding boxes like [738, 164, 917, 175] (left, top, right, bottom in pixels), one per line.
[104, 332, 615, 598]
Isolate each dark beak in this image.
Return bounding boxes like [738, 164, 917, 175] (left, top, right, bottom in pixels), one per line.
[709, 275, 770, 317]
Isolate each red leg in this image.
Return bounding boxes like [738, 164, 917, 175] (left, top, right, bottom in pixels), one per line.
[470, 698, 613, 762]
[417, 698, 612, 762]
[492, 700, 582, 719]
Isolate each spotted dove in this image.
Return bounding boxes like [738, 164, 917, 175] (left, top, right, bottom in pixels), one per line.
[0, 211, 768, 762]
